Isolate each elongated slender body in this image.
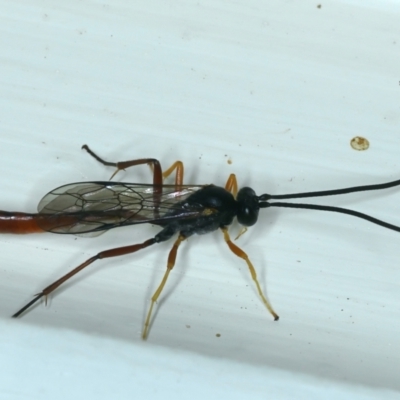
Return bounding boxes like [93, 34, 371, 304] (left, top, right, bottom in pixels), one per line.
[3, 144, 400, 339]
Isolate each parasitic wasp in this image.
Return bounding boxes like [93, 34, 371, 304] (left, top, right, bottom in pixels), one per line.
[3, 145, 400, 339]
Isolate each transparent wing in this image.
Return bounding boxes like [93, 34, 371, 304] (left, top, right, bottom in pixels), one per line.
[36, 182, 205, 235]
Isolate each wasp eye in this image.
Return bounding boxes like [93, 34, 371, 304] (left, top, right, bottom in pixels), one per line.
[237, 187, 259, 226]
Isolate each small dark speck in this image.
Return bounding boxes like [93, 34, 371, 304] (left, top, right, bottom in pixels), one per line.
[350, 136, 369, 151]
[216, 333, 221, 337]
[317, 4, 322, 8]
[186, 324, 191, 329]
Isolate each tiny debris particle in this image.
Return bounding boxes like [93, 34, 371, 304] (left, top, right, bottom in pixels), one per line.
[216, 333, 221, 337]
[350, 136, 369, 151]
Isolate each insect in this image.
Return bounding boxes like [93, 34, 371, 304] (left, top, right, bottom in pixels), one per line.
[3, 145, 400, 339]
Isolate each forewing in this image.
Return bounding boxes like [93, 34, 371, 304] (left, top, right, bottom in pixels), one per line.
[37, 182, 204, 234]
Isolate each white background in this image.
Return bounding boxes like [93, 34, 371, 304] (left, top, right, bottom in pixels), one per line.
[1, 1, 400, 399]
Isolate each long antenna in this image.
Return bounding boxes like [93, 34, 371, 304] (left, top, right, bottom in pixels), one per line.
[260, 202, 400, 233]
[259, 177, 400, 201]
[258, 177, 400, 232]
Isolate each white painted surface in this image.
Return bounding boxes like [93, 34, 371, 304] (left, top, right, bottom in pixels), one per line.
[1, 1, 400, 399]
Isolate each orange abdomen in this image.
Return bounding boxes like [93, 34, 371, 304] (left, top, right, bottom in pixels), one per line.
[0, 211, 46, 234]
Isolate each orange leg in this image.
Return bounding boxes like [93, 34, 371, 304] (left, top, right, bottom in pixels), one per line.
[13, 232, 186, 340]
[221, 227, 279, 321]
[82, 144, 184, 190]
[82, 144, 186, 209]
[12, 238, 157, 318]
[142, 234, 186, 339]
[149, 160, 184, 190]
[82, 144, 163, 185]
[224, 173, 238, 197]
[224, 174, 247, 239]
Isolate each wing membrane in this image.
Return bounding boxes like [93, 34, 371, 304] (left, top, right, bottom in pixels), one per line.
[37, 182, 204, 234]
